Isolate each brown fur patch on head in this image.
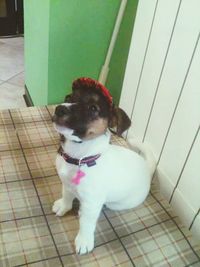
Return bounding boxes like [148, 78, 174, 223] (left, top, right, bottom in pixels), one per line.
[90, 94, 100, 102]
[60, 86, 111, 140]
[84, 118, 108, 140]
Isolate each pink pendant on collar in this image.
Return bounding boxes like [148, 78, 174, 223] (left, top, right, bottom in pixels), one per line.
[71, 169, 85, 185]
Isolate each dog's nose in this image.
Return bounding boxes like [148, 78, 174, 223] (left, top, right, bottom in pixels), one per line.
[55, 105, 70, 116]
[53, 105, 71, 125]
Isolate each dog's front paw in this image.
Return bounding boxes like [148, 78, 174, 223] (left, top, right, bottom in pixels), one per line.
[52, 198, 71, 216]
[75, 232, 94, 255]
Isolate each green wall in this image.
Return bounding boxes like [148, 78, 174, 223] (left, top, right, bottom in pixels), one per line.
[48, 0, 120, 104]
[24, 0, 138, 106]
[24, 0, 50, 105]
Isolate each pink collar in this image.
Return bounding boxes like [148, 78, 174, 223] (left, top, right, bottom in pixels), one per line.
[59, 148, 101, 185]
[59, 149, 101, 167]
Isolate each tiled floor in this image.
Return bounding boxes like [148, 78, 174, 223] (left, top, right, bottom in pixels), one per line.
[0, 37, 26, 110]
[0, 105, 200, 267]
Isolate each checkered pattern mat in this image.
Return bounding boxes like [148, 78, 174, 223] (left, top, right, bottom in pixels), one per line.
[0, 106, 200, 267]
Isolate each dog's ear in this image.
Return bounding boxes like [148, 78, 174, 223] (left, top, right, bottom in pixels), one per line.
[109, 106, 131, 136]
[64, 94, 72, 102]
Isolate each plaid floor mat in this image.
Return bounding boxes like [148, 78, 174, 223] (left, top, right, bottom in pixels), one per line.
[0, 106, 200, 267]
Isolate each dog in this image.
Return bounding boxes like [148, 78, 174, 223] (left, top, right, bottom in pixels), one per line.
[52, 77, 156, 254]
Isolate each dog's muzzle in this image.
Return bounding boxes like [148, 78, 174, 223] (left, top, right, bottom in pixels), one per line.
[52, 103, 74, 126]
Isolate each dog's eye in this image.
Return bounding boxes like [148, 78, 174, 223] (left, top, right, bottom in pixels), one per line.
[88, 105, 98, 113]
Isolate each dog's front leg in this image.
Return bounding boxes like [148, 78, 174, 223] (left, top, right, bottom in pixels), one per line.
[75, 202, 102, 255]
[52, 183, 74, 216]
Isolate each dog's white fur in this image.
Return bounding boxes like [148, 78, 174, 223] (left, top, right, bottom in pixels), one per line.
[52, 124, 156, 255]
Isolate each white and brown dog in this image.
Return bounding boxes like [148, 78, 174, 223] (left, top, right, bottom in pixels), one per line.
[52, 77, 155, 255]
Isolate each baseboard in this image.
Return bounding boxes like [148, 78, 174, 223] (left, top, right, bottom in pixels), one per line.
[171, 188, 197, 228]
[156, 167, 175, 202]
[190, 214, 200, 241]
[157, 167, 199, 238]
[23, 85, 34, 107]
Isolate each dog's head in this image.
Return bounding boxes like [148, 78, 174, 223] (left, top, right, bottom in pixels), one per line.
[52, 77, 131, 142]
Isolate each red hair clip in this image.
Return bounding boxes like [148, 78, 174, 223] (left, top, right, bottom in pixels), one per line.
[72, 77, 113, 106]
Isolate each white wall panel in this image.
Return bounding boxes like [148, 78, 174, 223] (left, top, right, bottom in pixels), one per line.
[171, 130, 200, 227]
[144, 0, 200, 160]
[120, 0, 200, 237]
[158, 41, 200, 190]
[127, 0, 181, 140]
[119, 0, 158, 117]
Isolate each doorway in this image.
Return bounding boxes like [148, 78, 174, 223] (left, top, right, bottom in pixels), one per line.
[0, 0, 25, 110]
[0, 0, 24, 36]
